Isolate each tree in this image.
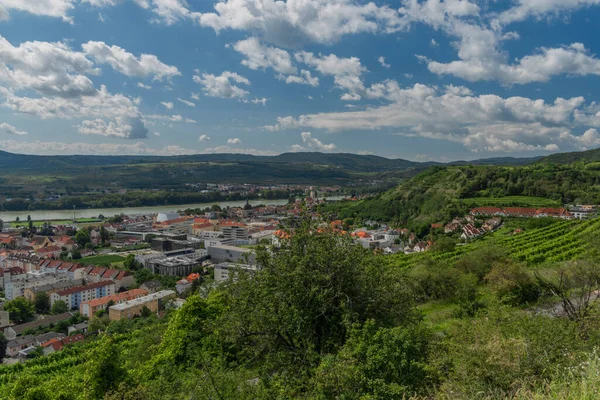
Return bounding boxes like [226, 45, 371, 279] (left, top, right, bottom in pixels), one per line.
[100, 226, 109, 245]
[222, 219, 419, 392]
[71, 249, 81, 260]
[51, 300, 69, 314]
[0, 218, 3, 233]
[4, 297, 35, 324]
[485, 261, 540, 306]
[124, 254, 141, 271]
[15, 216, 19, 223]
[139, 306, 152, 318]
[75, 229, 91, 248]
[429, 236, 456, 253]
[84, 337, 126, 398]
[34, 291, 51, 314]
[0, 333, 7, 360]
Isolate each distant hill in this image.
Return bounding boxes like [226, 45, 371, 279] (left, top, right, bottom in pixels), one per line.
[538, 147, 600, 164]
[0, 150, 537, 172]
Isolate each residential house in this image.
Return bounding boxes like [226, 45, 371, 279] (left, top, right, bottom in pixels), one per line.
[140, 280, 163, 293]
[108, 290, 176, 321]
[79, 288, 149, 317]
[42, 334, 85, 356]
[50, 281, 116, 310]
[6, 335, 36, 357]
[3, 312, 74, 340]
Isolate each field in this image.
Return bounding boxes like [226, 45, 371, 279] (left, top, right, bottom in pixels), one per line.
[77, 254, 125, 266]
[388, 217, 600, 270]
[460, 196, 560, 208]
[9, 218, 102, 227]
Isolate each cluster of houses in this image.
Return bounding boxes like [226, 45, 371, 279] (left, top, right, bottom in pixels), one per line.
[469, 205, 597, 219]
[442, 215, 502, 240]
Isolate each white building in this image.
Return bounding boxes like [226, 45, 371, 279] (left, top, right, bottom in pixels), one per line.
[214, 263, 257, 282]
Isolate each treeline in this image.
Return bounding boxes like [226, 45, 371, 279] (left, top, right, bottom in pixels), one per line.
[3, 220, 600, 399]
[322, 164, 600, 232]
[0, 189, 293, 211]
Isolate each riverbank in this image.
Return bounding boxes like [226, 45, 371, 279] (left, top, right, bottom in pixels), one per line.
[0, 197, 344, 222]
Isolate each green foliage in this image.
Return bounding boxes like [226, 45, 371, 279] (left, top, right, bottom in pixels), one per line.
[0, 333, 7, 360]
[74, 229, 90, 248]
[84, 337, 126, 398]
[34, 291, 50, 314]
[485, 261, 540, 306]
[312, 320, 434, 399]
[4, 297, 35, 323]
[51, 300, 69, 314]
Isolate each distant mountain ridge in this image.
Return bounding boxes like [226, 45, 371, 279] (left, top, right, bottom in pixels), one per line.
[537, 147, 600, 164]
[0, 150, 542, 172]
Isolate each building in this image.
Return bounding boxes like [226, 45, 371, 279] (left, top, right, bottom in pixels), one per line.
[207, 245, 256, 264]
[0, 310, 9, 329]
[108, 290, 176, 321]
[23, 280, 83, 302]
[140, 280, 163, 293]
[156, 212, 180, 223]
[214, 262, 257, 283]
[35, 332, 66, 346]
[42, 334, 85, 356]
[569, 206, 597, 219]
[6, 335, 35, 357]
[3, 269, 69, 300]
[68, 322, 89, 335]
[79, 288, 149, 317]
[3, 312, 73, 340]
[222, 226, 249, 241]
[144, 250, 208, 276]
[50, 281, 116, 310]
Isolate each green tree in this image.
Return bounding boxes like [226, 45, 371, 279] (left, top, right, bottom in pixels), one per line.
[100, 226, 109, 245]
[34, 291, 50, 314]
[4, 297, 35, 323]
[75, 229, 90, 248]
[0, 218, 3, 233]
[0, 333, 7, 360]
[51, 299, 69, 314]
[485, 261, 540, 306]
[222, 220, 418, 393]
[124, 254, 141, 271]
[139, 306, 152, 318]
[84, 337, 126, 398]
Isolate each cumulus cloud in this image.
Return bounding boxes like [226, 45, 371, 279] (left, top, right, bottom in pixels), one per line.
[196, 0, 407, 47]
[161, 101, 174, 109]
[266, 83, 600, 153]
[283, 70, 319, 87]
[82, 41, 180, 80]
[137, 82, 152, 89]
[199, 134, 210, 141]
[289, 144, 307, 152]
[496, 0, 600, 26]
[227, 137, 241, 144]
[0, 122, 27, 135]
[232, 37, 296, 75]
[0, 0, 76, 23]
[0, 35, 97, 98]
[178, 98, 195, 107]
[0, 139, 197, 155]
[76, 115, 148, 139]
[193, 71, 251, 100]
[301, 132, 337, 152]
[378, 56, 390, 69]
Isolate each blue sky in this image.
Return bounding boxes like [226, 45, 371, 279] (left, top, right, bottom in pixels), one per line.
[1, 0, 600, 161]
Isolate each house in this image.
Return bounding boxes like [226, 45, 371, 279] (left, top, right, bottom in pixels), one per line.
[42, 334, 85, 356]
[67, 322, 89, 335]
[108, 290, 176, 321]
[6, 335, 36, 357]
[470, 207, 504, 216]
[35, 332, 66, 346]
[79, 288, 148, 317]
[536, 208, 573, 219]
[482, 217, 502, 231]
[0, 311, 9, 329]
[444, 223, 460, 234]
[140, 280, 163, 293]
[3, 312, 74, 340]
[502, 208, 538, 218]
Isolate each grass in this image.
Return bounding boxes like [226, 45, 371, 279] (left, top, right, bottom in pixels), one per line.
[9, 218, 102, 227]
[459, 196, 560, 208]
[77, 254, 125, 266]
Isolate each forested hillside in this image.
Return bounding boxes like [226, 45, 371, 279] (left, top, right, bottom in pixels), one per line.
[322, 164, 600, 232]
[4, 219, 600, 399]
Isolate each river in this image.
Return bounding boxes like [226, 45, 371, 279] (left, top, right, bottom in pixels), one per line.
[0, 197, 344, 222]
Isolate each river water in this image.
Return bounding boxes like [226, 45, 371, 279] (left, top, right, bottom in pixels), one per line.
[0, 197, 344, 222]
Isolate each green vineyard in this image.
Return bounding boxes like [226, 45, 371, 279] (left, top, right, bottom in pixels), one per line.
[387, 217, 600, 269]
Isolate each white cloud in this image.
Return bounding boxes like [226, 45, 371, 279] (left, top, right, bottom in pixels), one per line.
[161, 101, 174, 109]
[193, 71, 251, 100]
[137, 82, 152, 89]
[295, 51, 367, 99]
[196, 0, 406, 47]
[289, 144, 307, 152]
[267, 84, 600, 153]
[191, 92, 200, 100]
[202, 145, 277, 156]
[0, 139, 198, 155]
[0, 122, 27, 135]
[284, 70, 319, 87]
[301, 132, 337, 152]
[496, 0, 600, 26]
[232, 37, 296, 75]
[0, 0, 76, 23]
[177, 98, 195, 107]
[430, 38, 438, 47]
[227, 137, 241, 144]
[428, 39, 600, 84]
[199, 134, 210, 142]
[248, 97, 267, 106]
[76, 116, 149, 139]
[185, 118, 196, 123]
[378, 56, 391, 69]
[82, 41, 180, 80]
[0, 35, 97, 98]
[404, 73, 414, 79]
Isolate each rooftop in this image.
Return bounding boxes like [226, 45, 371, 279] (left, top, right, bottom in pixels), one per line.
[109, 290, 176, 311]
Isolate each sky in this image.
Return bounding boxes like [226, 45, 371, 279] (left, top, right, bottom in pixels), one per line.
[1, 1, 600, 161]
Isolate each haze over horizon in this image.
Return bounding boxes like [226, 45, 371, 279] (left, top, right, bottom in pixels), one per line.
[1, 0, 600, 162]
